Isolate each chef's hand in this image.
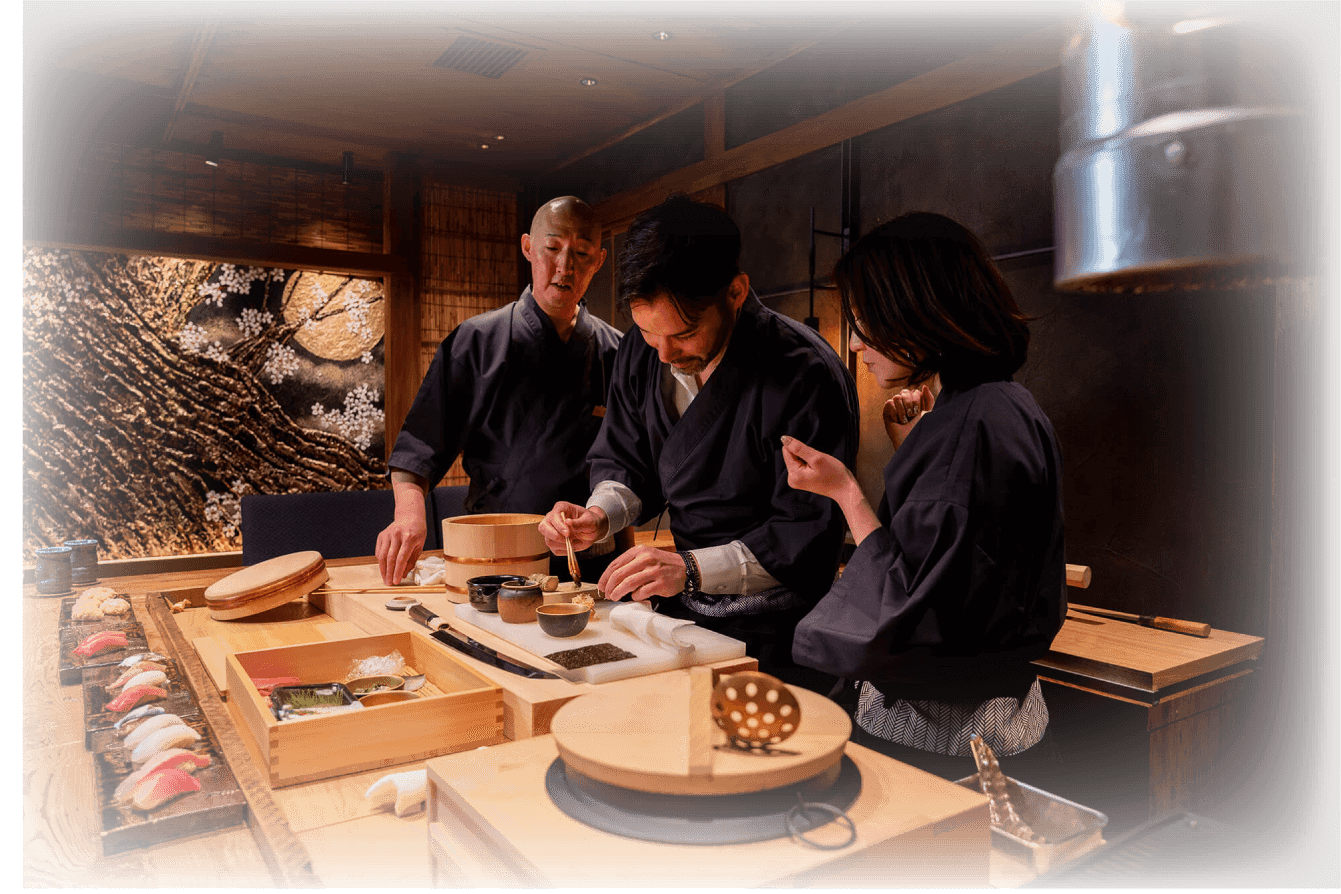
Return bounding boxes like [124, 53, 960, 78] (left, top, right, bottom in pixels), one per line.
[598, 546, 687, 603]
[883, 383, 935, 450]
[376, 474, 428, 585]
[539, 502, 607, 554]
[780, 435, 855, 502]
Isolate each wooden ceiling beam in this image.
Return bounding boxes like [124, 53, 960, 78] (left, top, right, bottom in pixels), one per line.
[163, 21, 218, 144]
[27, 230, 407, 279]
[594, 23, 1070, 231]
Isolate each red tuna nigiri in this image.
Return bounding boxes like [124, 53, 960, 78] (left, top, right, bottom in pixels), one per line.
[105, 684, 168, 713]
[74, 630, 128, 657]
[130, 767, 201, 811]
[114, 750, 211, 804]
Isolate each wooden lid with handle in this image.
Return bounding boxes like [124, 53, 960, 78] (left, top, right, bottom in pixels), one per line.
[550, 668, 851, 796]
[204, 550, 329, 620]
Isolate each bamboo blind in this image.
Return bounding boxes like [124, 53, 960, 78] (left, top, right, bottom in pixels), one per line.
[92, 144, 382, 252]
[418, 179, 520, 486]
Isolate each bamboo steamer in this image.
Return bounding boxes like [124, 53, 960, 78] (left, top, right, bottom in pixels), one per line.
[441, 513, 550, 604]
[204, 550, 329, 620]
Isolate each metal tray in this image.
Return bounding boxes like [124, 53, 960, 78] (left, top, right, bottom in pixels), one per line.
[956, 773, 1107, 874]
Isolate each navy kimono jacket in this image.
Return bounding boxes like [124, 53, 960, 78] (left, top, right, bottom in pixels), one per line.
[793, 379, 1066, 704]
[588, 294, 859, 606]
[389, 288, 622, 515]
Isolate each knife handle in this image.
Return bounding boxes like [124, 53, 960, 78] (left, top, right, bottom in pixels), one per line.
[1149, 616, 1212, 638]
[407, 602, 445, 630]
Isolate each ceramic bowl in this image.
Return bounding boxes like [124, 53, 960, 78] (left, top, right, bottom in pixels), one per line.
[359, 689, 421, 707]
[535, 603, 592, 637]
[345, 674, 404, 697]
[467, 574, 529, 613]
[497, 581, 544, 623]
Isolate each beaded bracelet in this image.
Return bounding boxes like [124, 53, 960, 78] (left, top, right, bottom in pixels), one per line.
[677, 549, 701, 597]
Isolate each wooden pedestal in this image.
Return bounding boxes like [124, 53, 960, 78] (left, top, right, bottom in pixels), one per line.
[425, 733, 991, 888]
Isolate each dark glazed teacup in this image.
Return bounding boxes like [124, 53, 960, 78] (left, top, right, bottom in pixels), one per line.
[467, 574, 529, 613]
[34, 546, 73, 596]
[64, 539, 99, 585]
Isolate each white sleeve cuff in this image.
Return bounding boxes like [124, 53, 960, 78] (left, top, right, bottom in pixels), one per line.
[692, 541, 781, 595]
[587, 480, 641, 540]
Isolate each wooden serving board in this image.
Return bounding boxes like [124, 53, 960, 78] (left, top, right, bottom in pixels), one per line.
[550, 670, 852, 796]
[91, 713, 247, 855]
[453, 601, 748, 685]
[1037, 610, 1264, 692]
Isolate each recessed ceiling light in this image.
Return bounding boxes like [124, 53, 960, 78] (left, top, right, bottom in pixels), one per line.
[579, 77, 597, 87]
[654, 31, 672, 41]
[480, 143, 490, 150]
[495, 135, 505, 141]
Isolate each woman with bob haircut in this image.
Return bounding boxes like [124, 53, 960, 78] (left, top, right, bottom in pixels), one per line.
[781, 211, 1066, 778]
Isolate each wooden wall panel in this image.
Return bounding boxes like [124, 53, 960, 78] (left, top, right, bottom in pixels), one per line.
[415, 180, 521, 486]
[87, 144, 383, 254]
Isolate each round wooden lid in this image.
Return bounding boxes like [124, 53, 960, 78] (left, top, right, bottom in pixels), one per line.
[550, 671, 851, 796]
[204, 550, 329, 620]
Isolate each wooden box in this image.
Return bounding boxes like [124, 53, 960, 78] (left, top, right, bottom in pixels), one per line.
[225, 631, 506, 787]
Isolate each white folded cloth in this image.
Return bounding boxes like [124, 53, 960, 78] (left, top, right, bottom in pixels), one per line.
[609, 602, 697, 655]
[364, 769, 427, 817]
[412, 555, 446, 587]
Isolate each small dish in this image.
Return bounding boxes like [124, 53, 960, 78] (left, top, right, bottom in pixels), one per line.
[467, 574, 529, 613]
[535, 603, 591, 637]
[270, 682, 358, 721]
[345, 674, 404, 696]
[359, 689, 421, 707]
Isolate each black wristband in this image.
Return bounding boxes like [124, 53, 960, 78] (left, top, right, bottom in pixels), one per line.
[677, 550, 701, 597]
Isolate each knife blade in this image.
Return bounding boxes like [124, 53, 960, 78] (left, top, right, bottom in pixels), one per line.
[407, 603, 566, 679]
[1068, 604, 1211, 638]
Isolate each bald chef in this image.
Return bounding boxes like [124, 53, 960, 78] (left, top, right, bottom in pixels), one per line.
[377, 196, 623, 586]
[540, 194, 859, 690]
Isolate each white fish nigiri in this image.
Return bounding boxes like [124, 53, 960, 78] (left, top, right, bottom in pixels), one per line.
[117, 669, 168, 692]
[131, 724, 201, 766]
[106, 662, 167, 691]
[122, 713, 187, 749]
[114, 749, 211, 803]
[118, 652, 168, 667]
[112, 704, 164, 731]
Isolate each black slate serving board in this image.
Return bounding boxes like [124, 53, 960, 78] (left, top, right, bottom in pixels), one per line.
[59, 622, 151, 685]
[82, 659, 197, 750]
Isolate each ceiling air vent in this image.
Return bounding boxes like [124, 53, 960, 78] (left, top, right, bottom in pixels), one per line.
[432, 35, 529, 80]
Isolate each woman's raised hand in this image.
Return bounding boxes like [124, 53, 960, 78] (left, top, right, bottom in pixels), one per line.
[780, 435, 853, 502]
[883, 383, 936, 449]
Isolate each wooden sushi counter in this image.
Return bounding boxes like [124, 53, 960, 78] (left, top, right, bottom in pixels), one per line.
[24, 553, 1264, 888]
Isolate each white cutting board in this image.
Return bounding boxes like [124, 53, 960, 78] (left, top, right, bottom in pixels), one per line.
[453, 602, 747, 685]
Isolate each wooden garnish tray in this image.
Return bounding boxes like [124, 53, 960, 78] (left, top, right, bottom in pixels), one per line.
[92, 711, 246, 856]
[225, 631, 506, 787]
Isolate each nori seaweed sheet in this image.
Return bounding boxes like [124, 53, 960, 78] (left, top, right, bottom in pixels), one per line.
[544, 643, 637, 670]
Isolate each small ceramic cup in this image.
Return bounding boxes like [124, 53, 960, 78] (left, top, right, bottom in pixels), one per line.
[467, 574, 529, 613]
[535, 603, 592, 637]
[497, 580, 544, 624]
[34, 546, 73, 596]
[64, 539, 100, 585]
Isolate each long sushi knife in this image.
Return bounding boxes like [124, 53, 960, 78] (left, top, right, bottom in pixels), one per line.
[1068, 604, 1211, 638]
[406, 603, 570, 680]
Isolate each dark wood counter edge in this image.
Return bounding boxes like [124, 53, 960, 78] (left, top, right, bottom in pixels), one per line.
[143, 590, 320, 887]
[1035, 658, 1259, 707]
[23, 551, 245, 584]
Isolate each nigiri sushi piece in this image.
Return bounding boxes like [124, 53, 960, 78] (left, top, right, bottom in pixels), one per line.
[112, 704, 164, 731]
[113, 750, 211, 803]
[118, 652, 168, 667]
[122, 713, 187, 749]
[131, 724, 201, 766]
[106, 662, 166, 691]
[130, 767, 201, 811]
[114, 669, 167, 692]
[105, 684, 168, 713]
[74, 630, 128, 657]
